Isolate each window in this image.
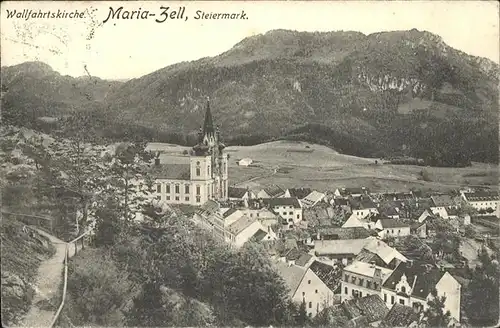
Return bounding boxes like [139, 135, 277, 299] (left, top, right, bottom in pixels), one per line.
[359, 292, 362, 297]
[289, 211, 293, 215]
[185, 196, 189, 201]
[359, 278, 364, 287]
[384, 293, 387, 302]
[156, 195, 161, 200]
[297, 214, 300, 219]
[351, 276, 356, 283]
[344, 274, 349, 282]
[196, 167, 200, 176]
[308, 280, 311, 284]
[302, 292, 305, 296]
[401, 286, 406, 293]
[288, 218, 293, 222]
[185, 185, 190, 193]
[175, 196, 179, 201]
[391, 296, 395, 304]
[345, 287, 348, 294]
[374, 282, 378, 290]
[166, 196, 170, 200]
[399, 299, 405, 305]
[308, 302, 312, 309]
[156, 184, 161, 193]
[175, 185, 180, 194]
[366, 281, 372, 289]
[196, 196, 201, 203]
[308, 313, 312, 318]
[208, 165, 211, 176]
[196, 185, 200, 195]
[166, 184, 171, 193]
[315, 289, 318, 294]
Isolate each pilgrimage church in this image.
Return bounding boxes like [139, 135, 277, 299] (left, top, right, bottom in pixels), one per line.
[152, 99, 229, 206]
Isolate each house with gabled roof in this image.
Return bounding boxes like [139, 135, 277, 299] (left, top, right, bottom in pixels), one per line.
[343, 211, 380, 230]
[228, 186, 255, 201]
[334, 187, 370, 198]
[256, 184, 285, 199]
[342, 294, 389, 327]
[380, 303, 420, 327]
[262, 197, 303, 230]
[284, 187, 312, 199]
[273, 260, 339, 318]
[460, 190, 499, 214]
[375, 218, 411, 238]
[341, 260, 394, 302]
[381, 261, 461, 322]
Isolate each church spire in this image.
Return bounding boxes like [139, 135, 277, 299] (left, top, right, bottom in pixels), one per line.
[203, 97, 215, 137]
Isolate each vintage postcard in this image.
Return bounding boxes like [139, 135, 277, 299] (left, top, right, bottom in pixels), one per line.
[1, 0, 499, 327]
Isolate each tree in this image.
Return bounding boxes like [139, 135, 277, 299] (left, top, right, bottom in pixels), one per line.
[464, 248, 500, 326]
[126, 282, 175, 327]
[296, 299, 309, 326]
[423, 288, 451, 327]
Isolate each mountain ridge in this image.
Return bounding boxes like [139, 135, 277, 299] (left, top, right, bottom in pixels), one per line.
[1, 29, 498, 166]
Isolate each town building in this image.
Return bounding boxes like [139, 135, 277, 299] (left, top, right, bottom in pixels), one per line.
[228, 187, 255, 201]
[262, 197, 303, 229]
[461, 190, 500, 216]
[375, 218, 411, 238]
[334, 187, 370, 198]
[381, 261, 462, 322]
[274, 260, 340, 318]
[341, 260, 394, 302]
[152, 100, 228, 206]
[256, 184, 285, 198]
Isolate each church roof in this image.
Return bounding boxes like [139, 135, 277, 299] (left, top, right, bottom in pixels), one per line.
[151, 164, 191, 180]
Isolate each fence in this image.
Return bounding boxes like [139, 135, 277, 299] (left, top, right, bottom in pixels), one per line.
[50, 229, 92, 328]
[1, 210, 53, 232]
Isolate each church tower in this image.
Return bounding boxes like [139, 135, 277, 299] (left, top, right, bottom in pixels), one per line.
[191, 98, 228, 202]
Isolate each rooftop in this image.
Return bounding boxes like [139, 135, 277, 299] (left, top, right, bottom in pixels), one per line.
[431, 194, 455, 207]
[378, 218, 410, 229]
[228, 187, 249, 199]
[381, 304, 419, 327]
[344, 260, 394, 282]
[350, 196, 377, 210]
[287, 187, 312, 199]
[382, 261, 444, 299]
[273, 261, 307, 297]
[227, 215, 257, 235]
[263, 197, 301, 209]
[150, 163, 191, 180]
[308, 260, 339, 291]
[363, 238, 408, 264]
[314, 238, 372, 256]
[316, 227, 372, 240]
[343, 294, 389, 323]
[463, 190, 499, 202]
[263, 184, 285, 197]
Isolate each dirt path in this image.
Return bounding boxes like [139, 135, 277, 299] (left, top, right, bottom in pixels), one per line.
[16, 229, 84, 328]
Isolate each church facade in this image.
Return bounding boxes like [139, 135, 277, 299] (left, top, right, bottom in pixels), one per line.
[153, 100, 229, 206]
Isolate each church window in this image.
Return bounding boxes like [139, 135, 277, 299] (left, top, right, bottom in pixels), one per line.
[196, 185, 200, 195]
[185, 185, 190, 193]
[166, 184, 171, 193]
[156, 184, 161, 193]
[175, 185, 180, 194]
[196, 167, 201, 176]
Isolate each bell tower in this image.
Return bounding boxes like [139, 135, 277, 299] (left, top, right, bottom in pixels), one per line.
[191, 97, 228, 202]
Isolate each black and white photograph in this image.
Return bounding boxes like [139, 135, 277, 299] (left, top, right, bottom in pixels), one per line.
[1, 1, 499, 327]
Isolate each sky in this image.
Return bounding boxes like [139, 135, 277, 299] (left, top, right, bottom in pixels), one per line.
[1, 1, 499, 80]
